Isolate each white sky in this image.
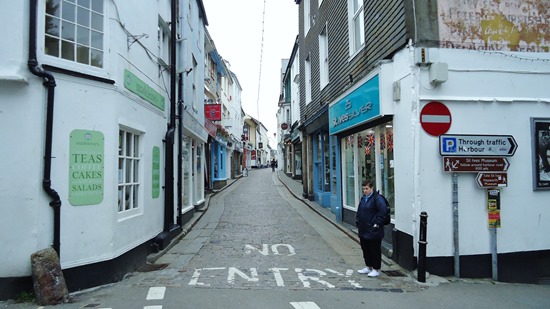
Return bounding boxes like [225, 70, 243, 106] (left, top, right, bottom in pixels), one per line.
[201, 0, 299, 146]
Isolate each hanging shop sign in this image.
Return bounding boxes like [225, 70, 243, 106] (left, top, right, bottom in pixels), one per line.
[205, 104, 222, 121]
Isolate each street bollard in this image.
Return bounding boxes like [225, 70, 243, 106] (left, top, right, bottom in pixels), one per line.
[418, 211, 428, 283]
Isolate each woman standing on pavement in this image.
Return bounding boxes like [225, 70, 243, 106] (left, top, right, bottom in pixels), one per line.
[355, 180, 388, 277]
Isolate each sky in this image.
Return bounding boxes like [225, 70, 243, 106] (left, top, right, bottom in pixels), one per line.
[201, 0, 299, 147]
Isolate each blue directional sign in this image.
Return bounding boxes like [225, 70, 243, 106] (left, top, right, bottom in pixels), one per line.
[439, 134, 517, 157]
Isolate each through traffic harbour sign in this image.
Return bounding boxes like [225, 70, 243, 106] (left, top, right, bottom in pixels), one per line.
[440, 134, 517, 157]
[476, 172, 508, 188]
[420, 101, 452, 136]
[443, 157, 510, 172]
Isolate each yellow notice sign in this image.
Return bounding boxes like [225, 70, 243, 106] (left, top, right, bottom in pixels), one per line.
[487, 189, 501, 228]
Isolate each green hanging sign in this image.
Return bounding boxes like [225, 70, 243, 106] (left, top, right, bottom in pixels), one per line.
[124, 69, 165, 111]
[69, 130, 104, 206]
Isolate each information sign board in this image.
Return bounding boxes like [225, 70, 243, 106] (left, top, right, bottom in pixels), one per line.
[476, 172, 508, 188]
[440, 134, 517, 156]
[443, 156, 510, 172]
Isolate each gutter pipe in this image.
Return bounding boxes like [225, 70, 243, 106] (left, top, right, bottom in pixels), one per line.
[163, 0, 178, 232]
[28, 0, 62, 255]
[177, 73, 183, 226]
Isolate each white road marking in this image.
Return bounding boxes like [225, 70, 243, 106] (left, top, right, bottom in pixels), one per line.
[144, 306, 163, 309]
[269, 267, 288, 287]
[295, 268, 335, 288]
[290, 301, 321, 309]
[227, 267, 259, 284]
[187, 267, 381, 288]
[146, 286, 166, 300]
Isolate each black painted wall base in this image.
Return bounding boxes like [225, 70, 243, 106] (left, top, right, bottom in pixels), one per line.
[0, 239, 155, 301]
[344, 209, 550, 284]
[392, 229, 550, 283]
[1, 211, 197, 301]
[213, 180, 227, 190]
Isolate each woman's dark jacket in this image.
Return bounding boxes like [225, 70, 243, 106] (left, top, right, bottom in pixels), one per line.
[356, 191, 387, 240]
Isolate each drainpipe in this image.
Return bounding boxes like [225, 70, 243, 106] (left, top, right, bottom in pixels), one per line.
[177, 73, 183, 226]
[163, 0, 178, 232]
[28, 0, 62, 255]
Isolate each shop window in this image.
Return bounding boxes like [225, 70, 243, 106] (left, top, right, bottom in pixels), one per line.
[323, 133, 330, 191]
[380, 124, 395, 216]
[331, 136, 337, 195]
[343, 135, 356, 207]
[341, 121, 394, 216]
[358, 129, 376, 186]
[182, 136, 190, 207]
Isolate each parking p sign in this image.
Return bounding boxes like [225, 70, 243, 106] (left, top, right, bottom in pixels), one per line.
[442, 137, 457, 153]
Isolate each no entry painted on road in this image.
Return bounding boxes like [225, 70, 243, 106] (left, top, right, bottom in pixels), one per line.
[420, 101, 452, 136]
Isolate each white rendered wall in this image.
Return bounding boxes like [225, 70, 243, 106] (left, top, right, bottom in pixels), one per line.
[388, 47, 550, 258]
[0, 0, 171, 276]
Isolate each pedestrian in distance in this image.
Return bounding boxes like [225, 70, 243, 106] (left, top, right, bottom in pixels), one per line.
[355, 180, 388, 277]
[271, 158, 276, 172]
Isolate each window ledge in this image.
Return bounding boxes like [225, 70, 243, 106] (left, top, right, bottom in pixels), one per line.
[0, 75, 28, 83]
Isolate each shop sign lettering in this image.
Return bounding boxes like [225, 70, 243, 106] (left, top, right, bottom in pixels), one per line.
[69, 130, 104, 206]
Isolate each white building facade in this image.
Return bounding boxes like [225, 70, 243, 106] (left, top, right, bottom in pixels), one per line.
[179, 0, 208, 216]
[0, 0, 210, 300]
[329, 46, 550, 283]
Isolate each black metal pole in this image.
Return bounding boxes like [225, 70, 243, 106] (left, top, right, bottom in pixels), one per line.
[418, 211, 428, 282]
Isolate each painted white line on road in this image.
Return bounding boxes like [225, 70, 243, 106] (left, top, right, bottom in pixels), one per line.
[146, 286, 166, 300]
[290, 301, 321, 309]
[144, 306, 163, 309]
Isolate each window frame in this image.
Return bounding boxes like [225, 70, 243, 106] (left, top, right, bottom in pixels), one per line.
[40, 0, 109, 77]
[347, 0, 365, 57]
[319, 23, 329, 90]
[305, 53, 312, 105]
[117, 126, 143, 220]
[303, 0, 311, 35]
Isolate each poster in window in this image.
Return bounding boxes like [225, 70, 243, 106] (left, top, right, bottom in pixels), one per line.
[532, 118, 550, 190]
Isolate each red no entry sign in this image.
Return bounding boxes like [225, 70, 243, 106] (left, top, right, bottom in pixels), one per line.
[420, 101, 452, 136]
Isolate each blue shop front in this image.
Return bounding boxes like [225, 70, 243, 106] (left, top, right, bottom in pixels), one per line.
[328, 72, 395, 231]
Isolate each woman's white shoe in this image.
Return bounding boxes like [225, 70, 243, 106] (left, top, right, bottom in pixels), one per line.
[357, 267, 372, 274]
